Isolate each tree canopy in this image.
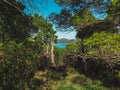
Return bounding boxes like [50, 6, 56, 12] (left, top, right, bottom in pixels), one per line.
[0, 0, 120, 89]
[0, 0, 33, 43]
[49, 0, 119, 39]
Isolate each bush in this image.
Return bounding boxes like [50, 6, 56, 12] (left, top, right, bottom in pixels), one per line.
[0, 41, 41, 89]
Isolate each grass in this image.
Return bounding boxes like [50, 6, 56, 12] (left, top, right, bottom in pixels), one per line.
[47, 67, 111, 90]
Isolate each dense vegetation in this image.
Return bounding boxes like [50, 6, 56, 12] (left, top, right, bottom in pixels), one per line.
[0, 0, 120, 90]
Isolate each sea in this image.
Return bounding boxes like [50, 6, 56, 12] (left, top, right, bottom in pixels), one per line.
[54, 42, 68, 48]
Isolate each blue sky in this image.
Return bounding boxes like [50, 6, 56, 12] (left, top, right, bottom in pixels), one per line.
[23, 0, 106, 39]
[23, 0, 77, 39]
[39, 0, 77, 39]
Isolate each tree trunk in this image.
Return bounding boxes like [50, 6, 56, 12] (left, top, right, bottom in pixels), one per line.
[50, 40, 56, 67]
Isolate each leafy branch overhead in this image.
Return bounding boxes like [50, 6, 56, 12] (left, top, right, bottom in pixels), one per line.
[0, 0, 120, 89]
[49, 0, 119, 38]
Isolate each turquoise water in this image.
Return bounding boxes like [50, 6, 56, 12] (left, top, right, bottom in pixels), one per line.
[54, 42, 68, 48]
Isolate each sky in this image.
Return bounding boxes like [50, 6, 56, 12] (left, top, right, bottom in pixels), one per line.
[23, 0, 107, 39]
[23, 0, 77, 39]
[40, 0, 77, 39]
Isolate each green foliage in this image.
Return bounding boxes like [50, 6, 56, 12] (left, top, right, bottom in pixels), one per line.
[0, 0, 32, 43]
[33, 14, 57, 44]
[32, 14, 58, 66]
[0, 40, 42, 89]
[54, 46, 66, 65]
[107, 0, 120, 24]
[48, 9, 73, 31]
[65, 42, 80, 54]
[71, 9, 96, 26]
[0, 0, 120, 89]
[32, 14, 51, 31]
[48, 67, 111, 90]
[70, 9, 118, 39]
[54, 0, 109, 13]
[83, 32, 120, 59]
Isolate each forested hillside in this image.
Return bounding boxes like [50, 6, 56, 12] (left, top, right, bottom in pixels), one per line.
[0, 0, 120, 90]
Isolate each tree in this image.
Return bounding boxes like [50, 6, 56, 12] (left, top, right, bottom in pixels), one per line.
[106, 0, 120, 25]
[0, 0, 33, 43]
[49, 0, 119, 35]
[83, 32, 120, 66]
[49, 0, 119, 55]
[32, 14, 57, 67]
[0, 1, 45, 89]
[0, 40, 43, 89]
[66, 42, 81, 54]
[48, 0, 110, 30]
[54, 0, 110, 13]
[48, 8, 73, 31]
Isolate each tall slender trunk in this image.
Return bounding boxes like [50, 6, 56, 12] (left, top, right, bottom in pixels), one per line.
[44, 45, 49, 56]
[50, 40, 56, 67]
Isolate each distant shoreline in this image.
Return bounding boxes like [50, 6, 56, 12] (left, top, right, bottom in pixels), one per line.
[57, 38, 76, 43]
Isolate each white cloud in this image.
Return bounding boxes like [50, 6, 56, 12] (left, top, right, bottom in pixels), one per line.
[56, 31, 77, 39]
